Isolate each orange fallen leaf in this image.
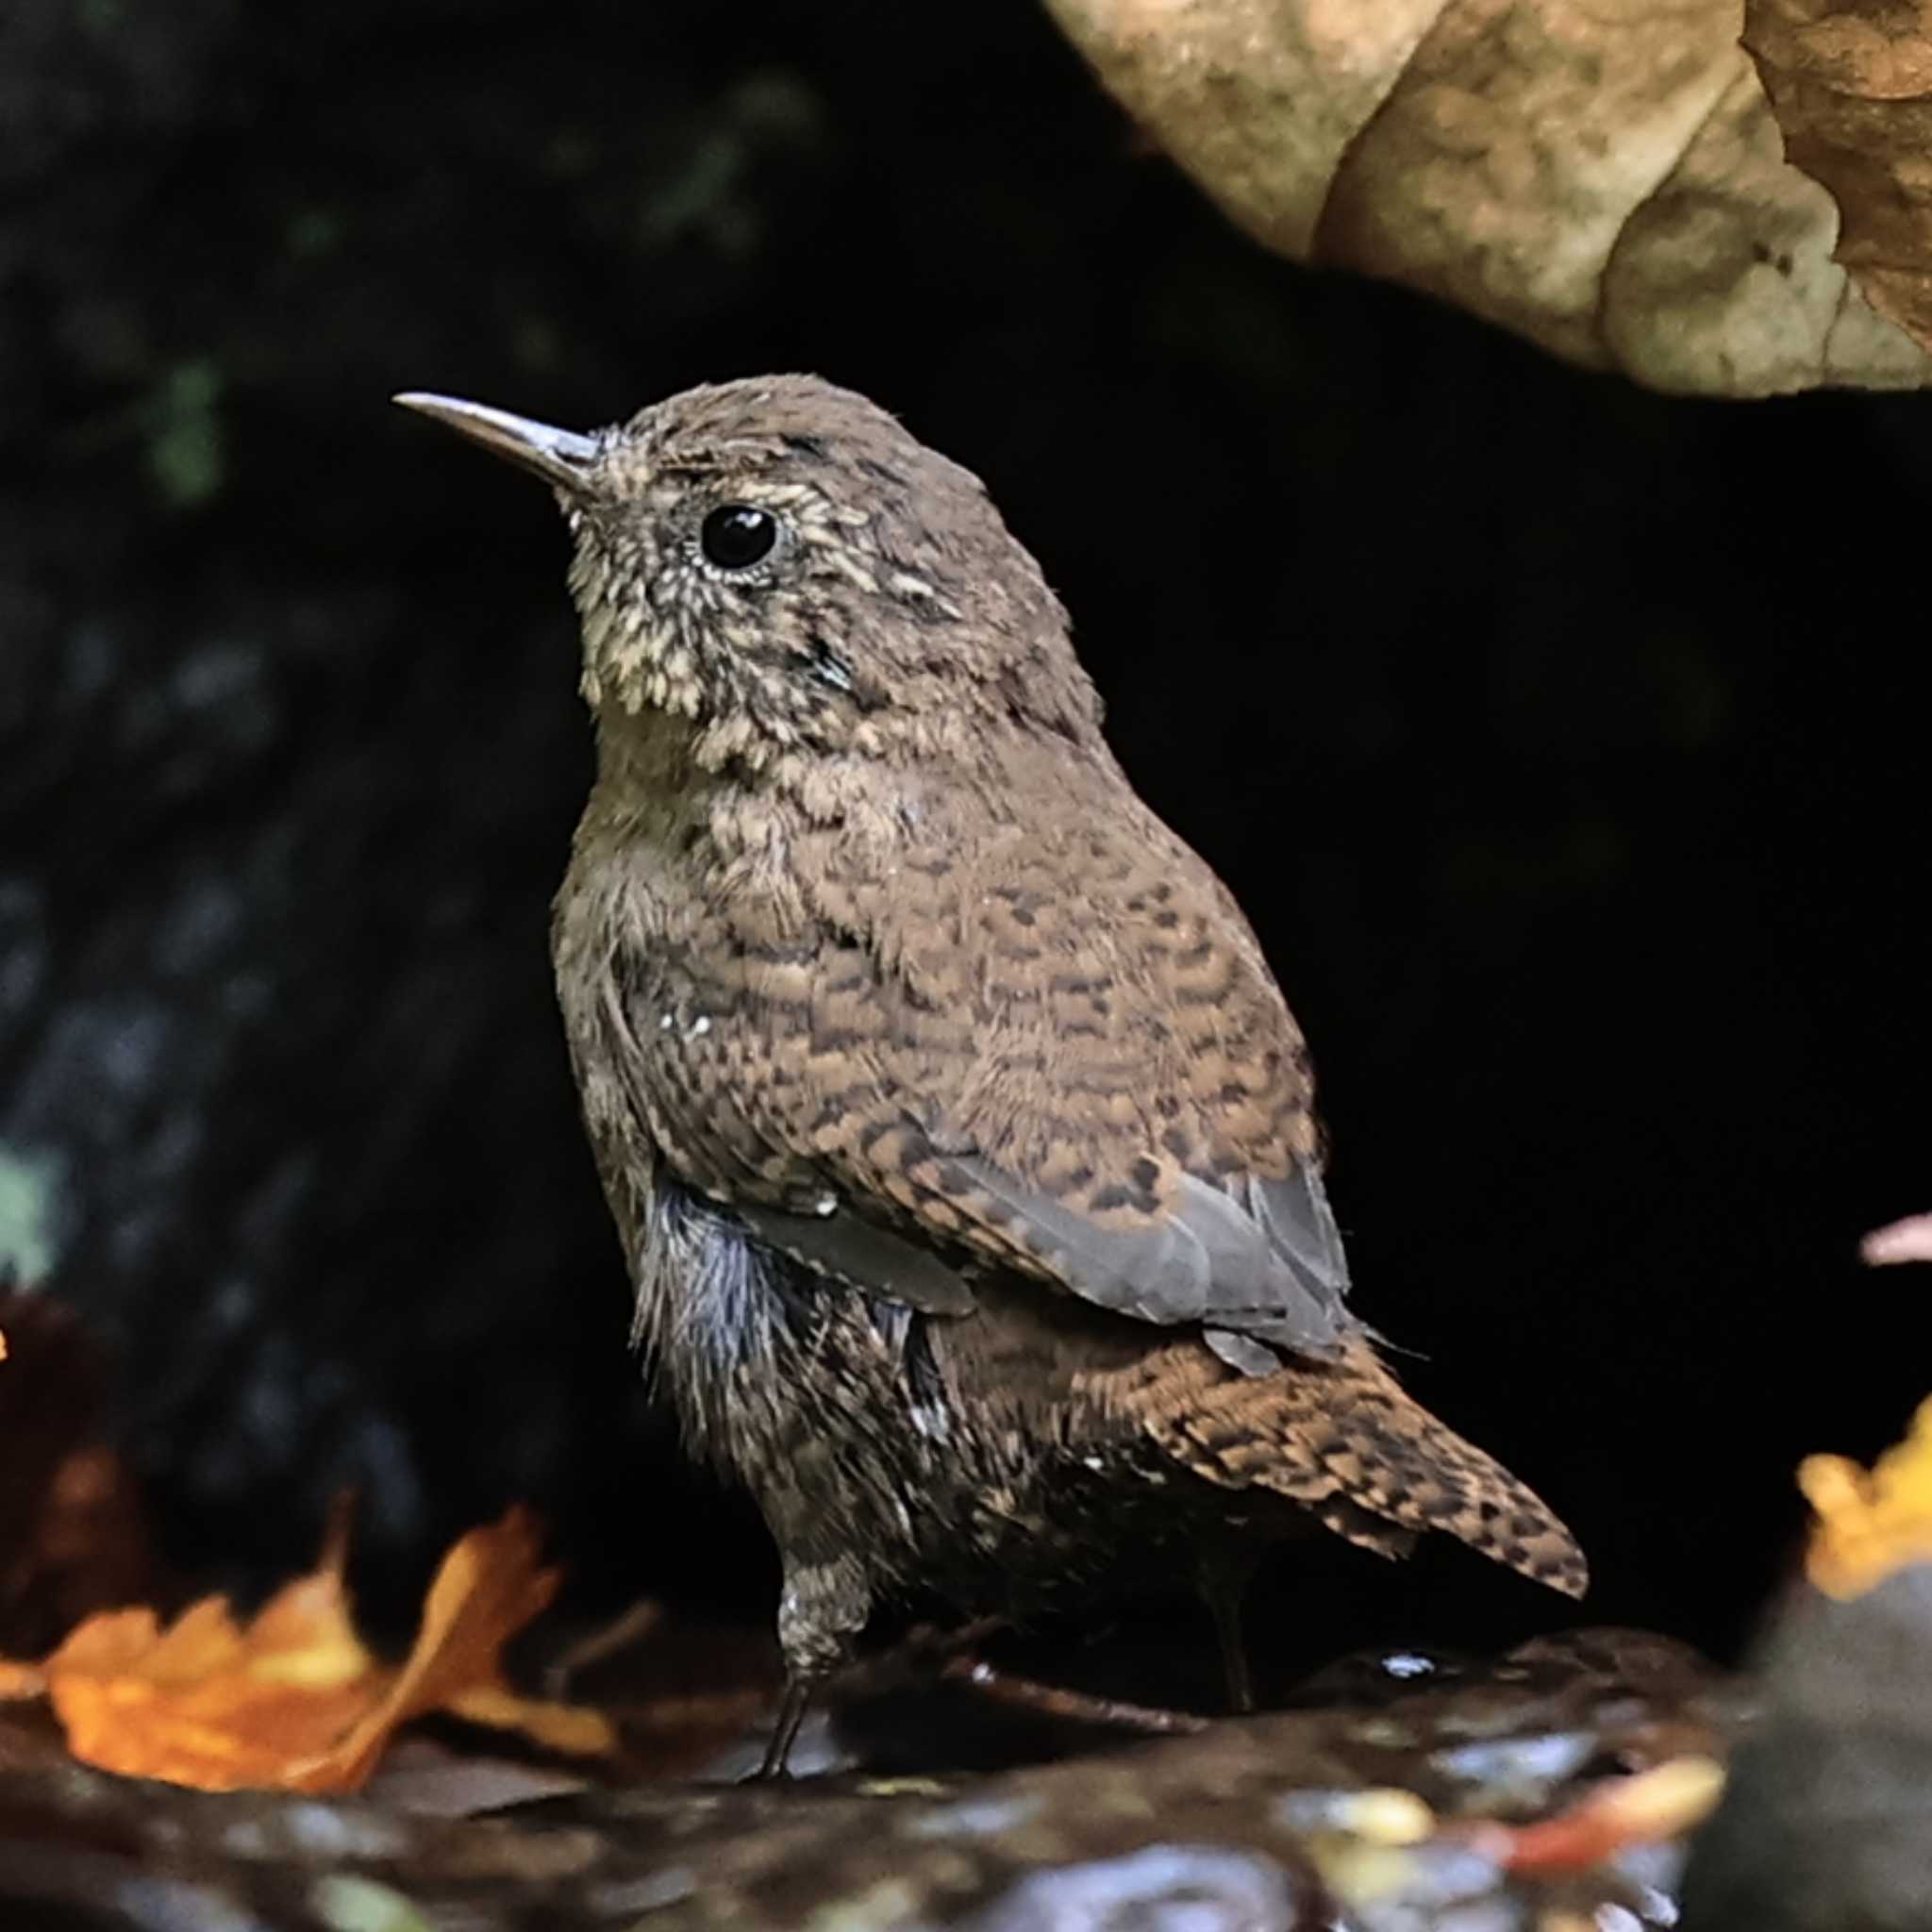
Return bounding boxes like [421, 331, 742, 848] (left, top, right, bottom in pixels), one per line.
[444, 1681, 622, 1758]
[11, 1504, 613, 1792]
[288, 1506, 612, 1792]
[1801, 1394, 1932, 1599]
[0, 1658, 44, 1700]
[1481, 1755, 1727, 1873]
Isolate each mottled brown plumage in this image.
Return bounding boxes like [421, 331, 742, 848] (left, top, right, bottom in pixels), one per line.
[397, 375, 1587, 1772]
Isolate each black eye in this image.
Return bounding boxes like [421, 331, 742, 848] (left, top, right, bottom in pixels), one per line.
[700, 505, 778, 571]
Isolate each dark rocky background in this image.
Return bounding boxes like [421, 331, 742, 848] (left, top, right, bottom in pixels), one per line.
[4, 0, 1928, 1673]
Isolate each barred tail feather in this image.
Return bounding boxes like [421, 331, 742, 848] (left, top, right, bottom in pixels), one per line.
[1113, 1342, 1588, 1597]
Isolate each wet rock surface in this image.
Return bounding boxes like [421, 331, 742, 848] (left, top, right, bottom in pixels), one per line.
[0, 1626, 1732, 1930]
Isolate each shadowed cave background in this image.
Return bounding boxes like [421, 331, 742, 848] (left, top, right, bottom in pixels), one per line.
[4, 0, 1929, 1682]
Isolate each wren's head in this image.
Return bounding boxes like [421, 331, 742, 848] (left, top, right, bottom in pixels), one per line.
[396, 375, 1103, 769]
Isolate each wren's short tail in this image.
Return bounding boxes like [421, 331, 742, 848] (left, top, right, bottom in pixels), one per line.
[1111, 1341, 1589, 1597]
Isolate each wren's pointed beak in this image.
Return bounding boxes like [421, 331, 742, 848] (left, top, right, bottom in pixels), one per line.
[392, 391, 601, 491]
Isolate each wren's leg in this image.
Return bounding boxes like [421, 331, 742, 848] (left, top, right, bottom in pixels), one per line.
[1197, 1543, 1260, 1714]
[755, 1551, 873, 1778]
[758, 1678, 814, 1779]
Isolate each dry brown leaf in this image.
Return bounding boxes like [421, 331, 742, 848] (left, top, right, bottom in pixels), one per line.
[1747, 0, 1932, 354]
[1041, 0, 1932, 392]
[4, 1505, 614, 1792]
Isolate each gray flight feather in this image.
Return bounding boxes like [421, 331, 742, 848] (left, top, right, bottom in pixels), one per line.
[949, 1155, 1351, 1358]
[734, 1201, 977, 1316]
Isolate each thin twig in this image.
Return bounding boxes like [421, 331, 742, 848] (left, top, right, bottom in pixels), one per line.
[940, 1655, 1209, 1735]
[824, 1615, 1012, 1703]
[541, 1599, 665, 1699]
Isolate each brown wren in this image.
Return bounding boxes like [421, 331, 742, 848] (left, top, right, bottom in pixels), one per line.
[396, 375, 1587, 1774]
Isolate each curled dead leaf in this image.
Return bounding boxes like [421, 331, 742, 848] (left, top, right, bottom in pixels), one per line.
[1746, 0, 1932, 357]
[1041, 0, 1932, 393]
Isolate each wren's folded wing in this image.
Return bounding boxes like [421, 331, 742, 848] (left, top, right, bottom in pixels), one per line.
[723, 1129, 1349, 1357]
[726, 1144, 1349, 1357]
[941, 1154, 1351, 1357]
[612, 802, 1357, 1360]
